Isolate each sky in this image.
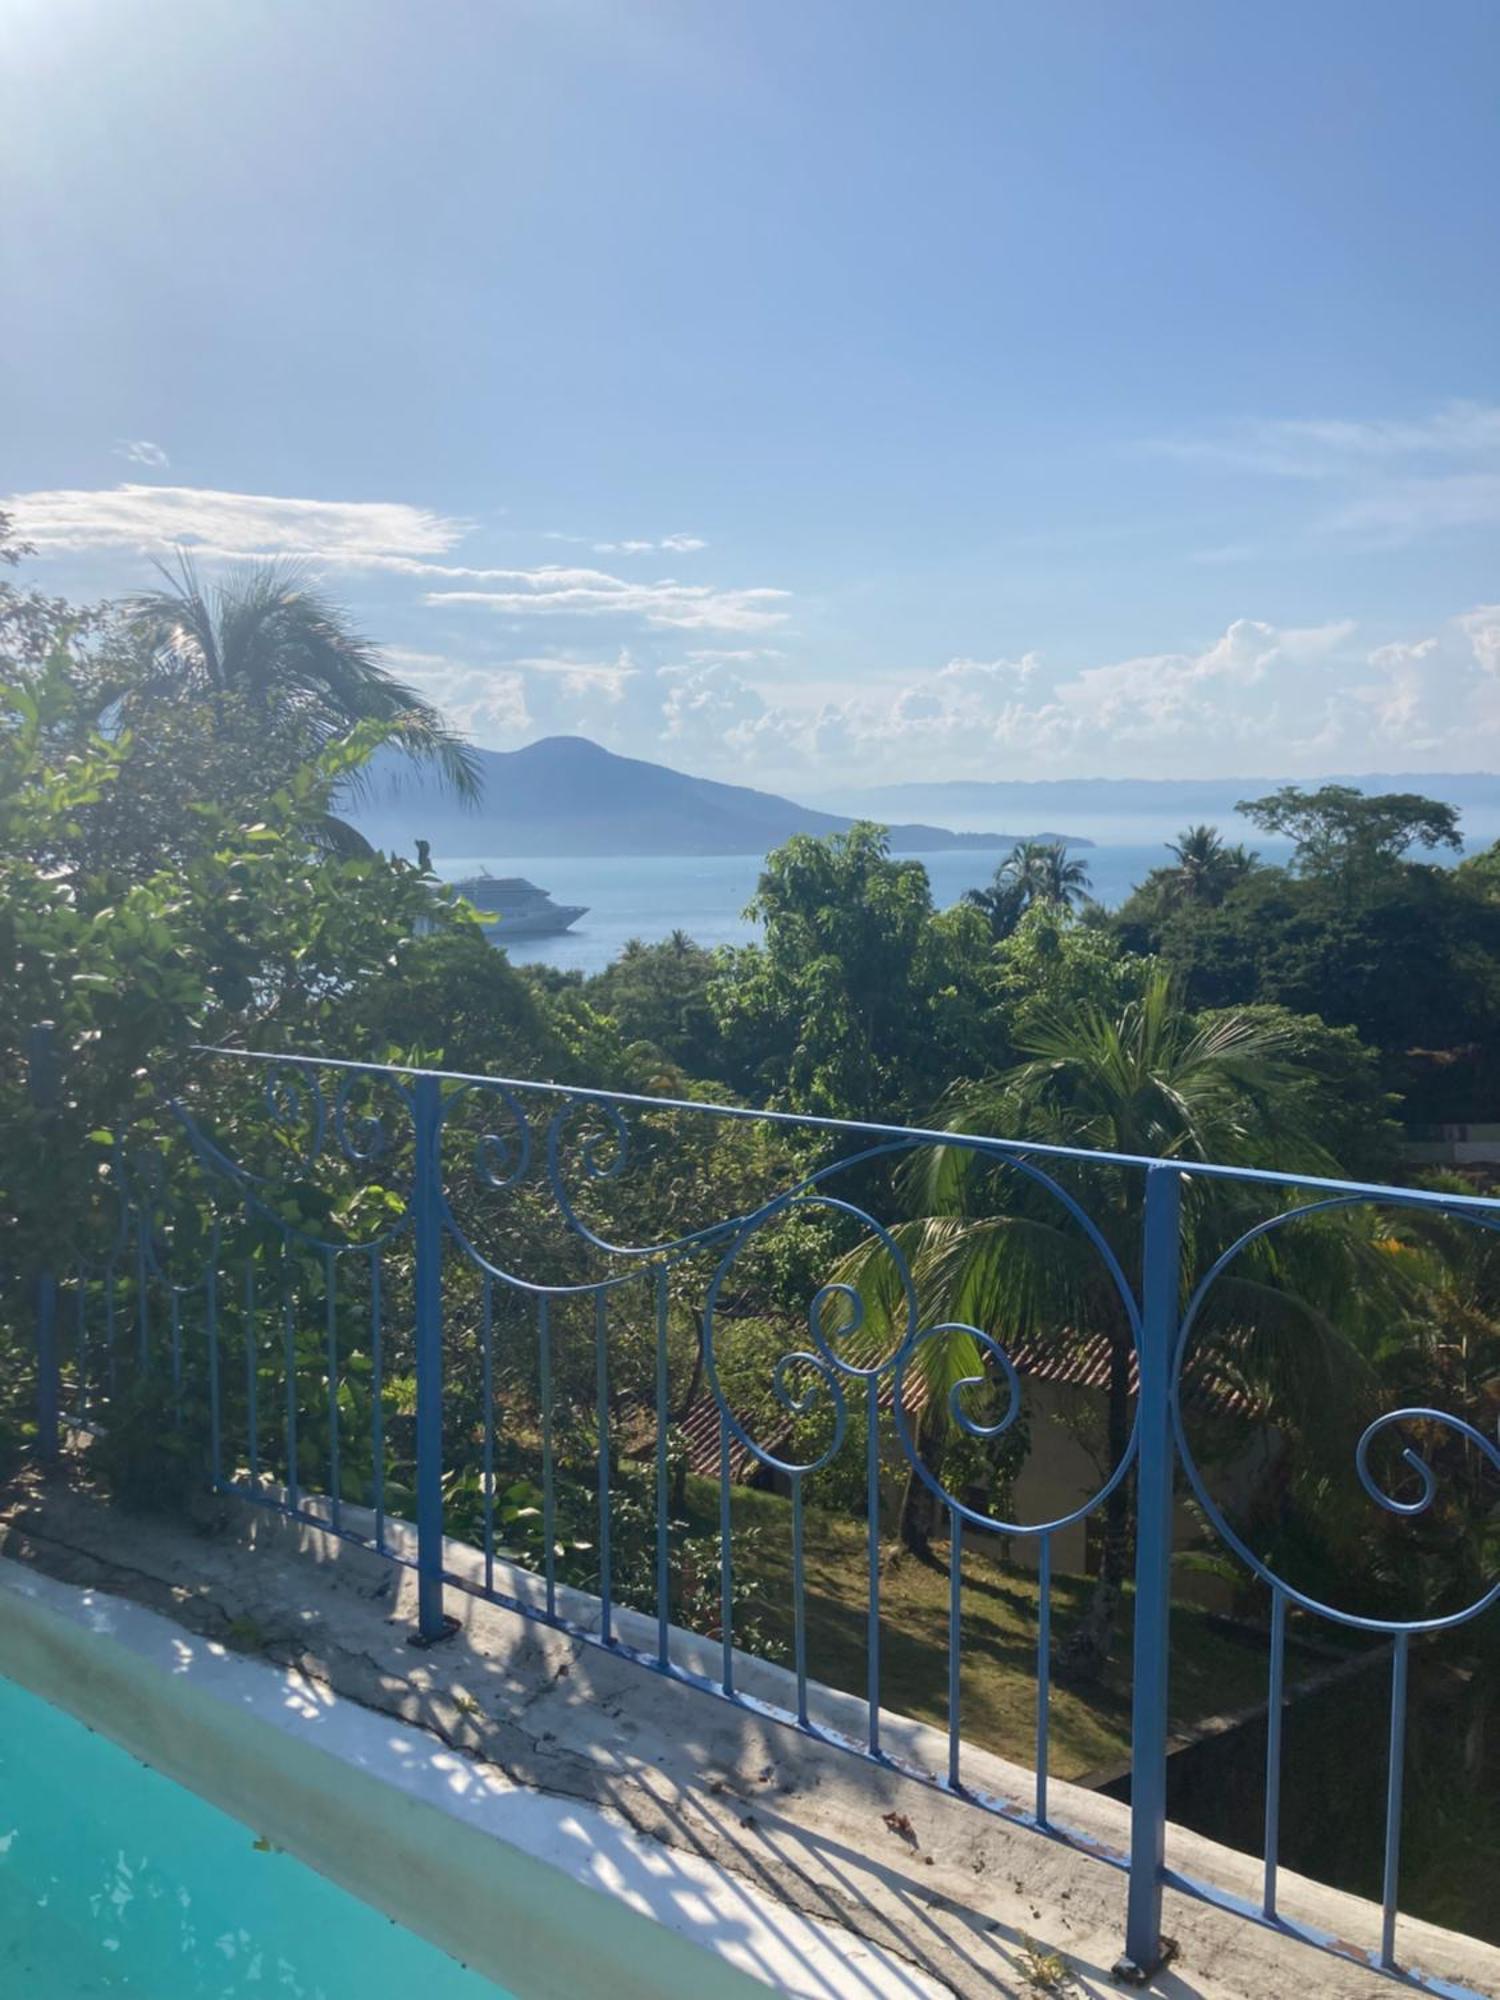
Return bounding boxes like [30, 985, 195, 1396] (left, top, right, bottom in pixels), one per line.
[3, 0, 1498, 793]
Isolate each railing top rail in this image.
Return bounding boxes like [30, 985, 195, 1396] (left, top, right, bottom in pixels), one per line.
[189, 1045, 1500, 1219]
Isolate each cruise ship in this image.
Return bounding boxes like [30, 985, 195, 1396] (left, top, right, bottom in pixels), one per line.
[453, 872, 589, 938]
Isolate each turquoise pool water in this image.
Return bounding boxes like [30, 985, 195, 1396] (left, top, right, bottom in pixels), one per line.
[0, 1674, 513, 1997]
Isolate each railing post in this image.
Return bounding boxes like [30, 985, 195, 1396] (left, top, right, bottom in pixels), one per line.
[409, 1072, 457, 1647]
[27, 1023, 60, 1463]
[1118, 1163, 1182, 1981]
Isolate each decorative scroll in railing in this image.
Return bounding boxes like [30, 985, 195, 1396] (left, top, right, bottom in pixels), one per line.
[16, 1045, 1500, 1997]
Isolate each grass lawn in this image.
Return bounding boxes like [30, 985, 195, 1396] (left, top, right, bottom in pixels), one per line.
[674, 1472, 1310, 1783]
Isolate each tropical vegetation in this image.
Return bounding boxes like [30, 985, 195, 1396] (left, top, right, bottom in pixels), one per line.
[1, 527, 1496, 1935]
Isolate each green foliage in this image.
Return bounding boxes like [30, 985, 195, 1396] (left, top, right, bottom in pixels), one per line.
[119, 555, 480, 804]
[963, 838, 1093, 940]
[1128, 860, 1500, 1119]
[710, 823, 999, 1117]
[1237, 783, 1462, 888]
[89, 1375, 212, 1515]
[994, 903, 1151, 1041]
[346, 928, 571, 1080]
[584, 930, 730, 1081]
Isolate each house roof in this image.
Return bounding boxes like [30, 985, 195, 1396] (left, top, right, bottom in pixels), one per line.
[668, 1324, 1254, 1482]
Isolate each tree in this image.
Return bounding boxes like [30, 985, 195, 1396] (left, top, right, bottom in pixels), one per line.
[1142, 863, 1500, 1121]
[1237, 784, 1461, 891]
[118, 557, 480, 818]
[993, 903, 1152, 1040]
[586, 931, 731, 1082]
[961, 874, 1027, 941]
[1162, 824, 1258, 906]
[964, 839, 1092, 936]
[712, 824, 998, 1118]
[0, 658, 466, 1292]
[853, 972, 1387, 1673]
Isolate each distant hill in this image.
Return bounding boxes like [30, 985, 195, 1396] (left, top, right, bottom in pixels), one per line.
[351, 735, 1087, 859]
[831, 772, 1500, 845]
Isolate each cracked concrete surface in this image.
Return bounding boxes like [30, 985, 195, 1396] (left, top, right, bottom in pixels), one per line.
[1, 1468, 1495, 2000]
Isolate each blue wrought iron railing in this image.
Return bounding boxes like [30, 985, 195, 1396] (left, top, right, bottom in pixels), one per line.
[14, 1039, 1500, 1994]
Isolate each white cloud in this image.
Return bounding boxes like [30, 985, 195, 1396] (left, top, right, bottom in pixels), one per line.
[591, 532, 707, 555]
[1148, 401, 1500, 545]
[683, 646, 783, 663]
[1153, 400, 1500, 478]
[384, 649, 532, 741]
[506, 650, 639, 693]
[114, 439, 169, 469]
[427, 565, 789, 632]
[1324, 474, 1500, 540]
[370, 603, 1500, 783]
[1459, 605, 1500, 679]
[643, 612, 1491, 786]
[8, 482, 470, 565]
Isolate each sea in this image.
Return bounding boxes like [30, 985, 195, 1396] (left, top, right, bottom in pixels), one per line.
[434, 839, 1300, 975]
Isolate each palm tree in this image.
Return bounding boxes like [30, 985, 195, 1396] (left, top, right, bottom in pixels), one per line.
[845, 971, 1389, 1673]
[961, 875, 1027, 940]
[963, 840, 1092, 937]
[120, 558, 480, 838]
[1010, 839, 1092, 909]
[1162, 825, 1257, 907]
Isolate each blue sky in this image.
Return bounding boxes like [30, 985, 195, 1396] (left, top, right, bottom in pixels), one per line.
[3, 0, 1497, 788]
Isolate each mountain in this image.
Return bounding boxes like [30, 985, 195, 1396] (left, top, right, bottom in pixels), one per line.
[350, 736, 1087, 858]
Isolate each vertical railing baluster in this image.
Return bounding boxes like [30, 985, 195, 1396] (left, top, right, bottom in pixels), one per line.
[105, 1260, 118, 1401]
[654, 1268, 670, 1668]
[244, 1259, 259, 1488]
[73, 1265, 87, 1429]
[282, 1230, 299, 1515]
[410, 1070, 453, 1646]
[369, 1248, 384, 1553]
[170, 1291, 182, 1418]
[34, 1271, 58, 1461]
[324, 1248, 340, 1531]
[1380, 1632, 1410, 1969]
[595, 1290, 612, 1645]
[27, 1023, 60, 1463]
[1036, 1531, 1052, 1825]
[481, 1275, 495, 1593]
[1263, 1588, 1287, 1918]
[866, 1377, 881, 1757]
[136, 1221, 149, 1371]
[948, 1507, 963, 1789]
[538, 1295, 556, 1622]
[1120, 1164, 1182, 1981]
[206, 1258, 221, 1490]
[719, 1418, 735, 1694]
[792, 1474, 808, 1726]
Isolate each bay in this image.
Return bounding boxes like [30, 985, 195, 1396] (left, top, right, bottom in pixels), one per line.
[434, 841, 1272, 975]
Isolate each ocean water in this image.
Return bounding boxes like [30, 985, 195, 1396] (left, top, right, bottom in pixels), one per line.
[0, 1674, 511, 1998]
[436, 840, 1279, 975]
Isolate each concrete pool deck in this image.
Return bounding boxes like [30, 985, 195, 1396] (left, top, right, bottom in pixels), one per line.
[1, 1470, 1496, 2000]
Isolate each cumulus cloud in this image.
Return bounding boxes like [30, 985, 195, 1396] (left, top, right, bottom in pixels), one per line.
[632, 612, 1493, 786]
[114, 439, 169, 468]
[384, 649, 533, 740]
[1459, 605, 1500, 680]
[362, 603, 1500, 783]
[382, 645, 652, 748]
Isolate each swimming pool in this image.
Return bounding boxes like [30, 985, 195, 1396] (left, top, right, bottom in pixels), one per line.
[0, 1673, 512, 1998]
